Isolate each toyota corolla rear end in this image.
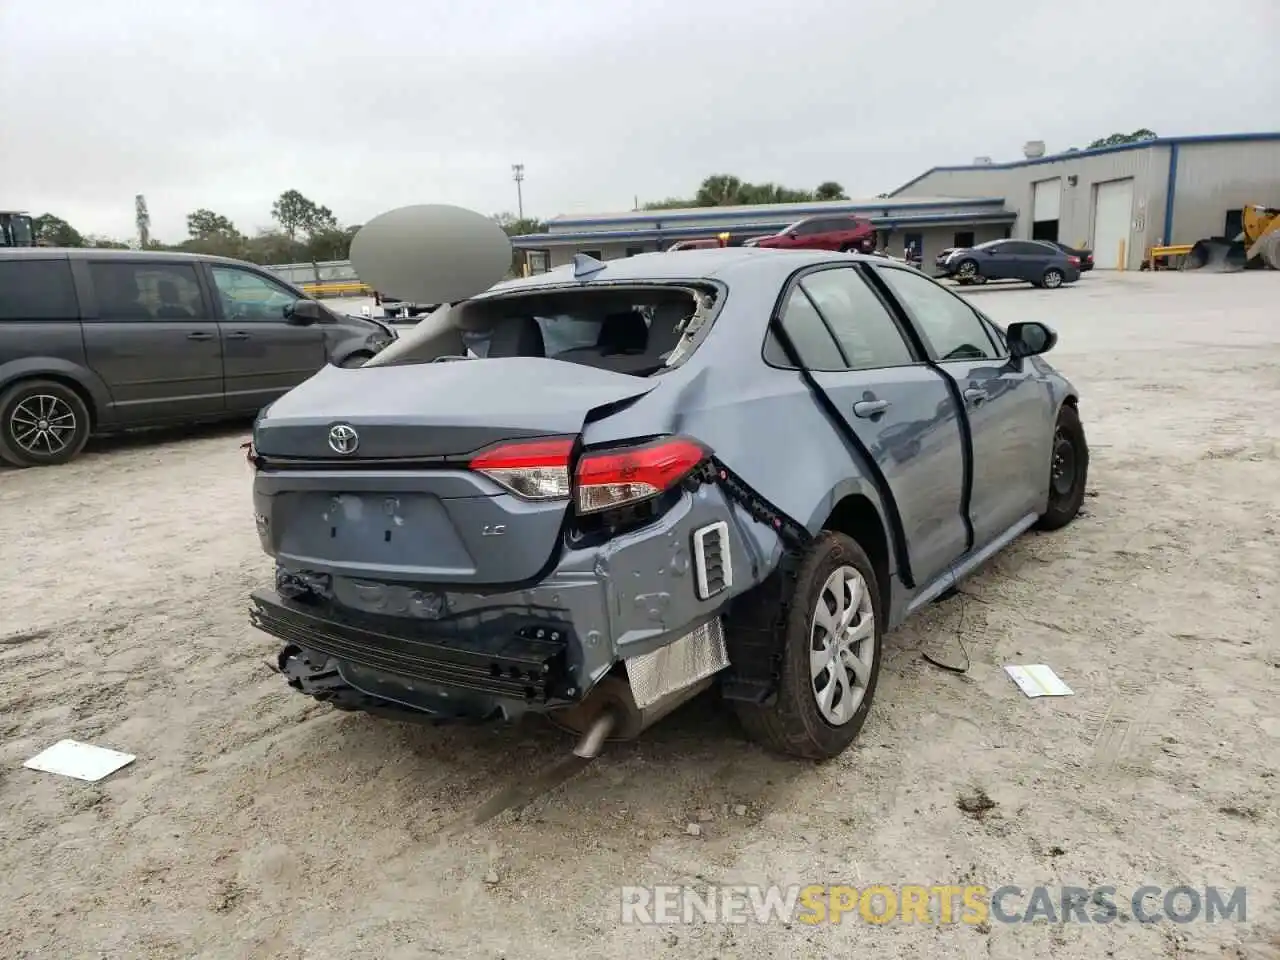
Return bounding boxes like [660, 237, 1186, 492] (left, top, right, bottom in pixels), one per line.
[246, 281, 758, 748]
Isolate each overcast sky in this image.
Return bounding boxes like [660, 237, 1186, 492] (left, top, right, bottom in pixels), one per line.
[3, 0, 1276, 241]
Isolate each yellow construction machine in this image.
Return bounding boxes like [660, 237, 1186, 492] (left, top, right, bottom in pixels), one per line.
[1183, 204, 1280, 271]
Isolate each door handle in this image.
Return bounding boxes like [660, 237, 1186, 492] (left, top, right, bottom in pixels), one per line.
[186, 331, 213, 341]
[853, 399, 890, 418]
[963, 388, 987, 406]
[225, 331, 250, 340]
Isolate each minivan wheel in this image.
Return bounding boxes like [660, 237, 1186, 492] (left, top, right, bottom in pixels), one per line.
[1041, 268, 1064, 289]
[1035, 403, 1089, 531]
[0, 379, 92, 467]
[734, 532, 883, 761]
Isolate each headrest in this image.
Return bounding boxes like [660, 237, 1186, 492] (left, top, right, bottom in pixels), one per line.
[596, 310, 648, 355]
[487, 316, 546, 358]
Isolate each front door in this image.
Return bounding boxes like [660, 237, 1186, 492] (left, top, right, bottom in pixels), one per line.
[81, 259, 224, 424]
[871, 265, 1051, 547]
[207, 265, 326, 413]
[765, 264, 970, 588]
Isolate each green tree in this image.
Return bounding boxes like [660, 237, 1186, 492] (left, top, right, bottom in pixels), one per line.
[491, 212, 547, 236]
[271, 189, 335, 240]
[83, 235, 131, 249]
[1087, 128, 1157, 149]
[186, 208, 239, 240]
[33, 214, 83, 247]
[643, 174, 848, 210]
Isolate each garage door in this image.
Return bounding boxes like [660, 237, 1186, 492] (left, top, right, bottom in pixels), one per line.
[1031, 178, 1061, 242]
[1092, 178, 1134, 270]
[1033, 179, 1061, 222]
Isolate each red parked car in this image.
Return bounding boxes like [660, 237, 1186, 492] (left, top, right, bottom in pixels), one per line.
[746, 214, 877, 253]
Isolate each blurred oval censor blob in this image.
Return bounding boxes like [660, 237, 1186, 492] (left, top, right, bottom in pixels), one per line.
[351, 204, 513, 367]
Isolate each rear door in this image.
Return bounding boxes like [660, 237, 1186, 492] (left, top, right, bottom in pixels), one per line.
[764, 264, 969, 588]
[1005, 241, 1052, 281]
[976, 240, 1021, 280]
[81, 259, 223, 423]
[206, 263, 326, 413]
[870, 264, 1052, 548]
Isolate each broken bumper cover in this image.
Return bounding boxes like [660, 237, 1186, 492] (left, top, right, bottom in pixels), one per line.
[251, 588, 578, 703]
[249, 482, 779, 719]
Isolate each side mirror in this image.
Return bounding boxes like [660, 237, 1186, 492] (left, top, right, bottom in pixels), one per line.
[285, 299, 324, 325]
[1007, 321, 1057, 358]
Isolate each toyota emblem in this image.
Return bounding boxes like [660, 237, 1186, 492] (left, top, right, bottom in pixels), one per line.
[328, 423, 359, 455]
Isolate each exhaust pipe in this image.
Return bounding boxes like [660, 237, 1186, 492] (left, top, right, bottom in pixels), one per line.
[572, 709, 618, 759]
[553, 673, 714, 757]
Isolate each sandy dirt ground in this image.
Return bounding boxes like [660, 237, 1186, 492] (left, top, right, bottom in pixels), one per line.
[1, 271, 1277, 959]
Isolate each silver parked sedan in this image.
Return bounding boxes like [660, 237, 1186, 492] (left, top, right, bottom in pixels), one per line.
[246, 246, 1088, 760]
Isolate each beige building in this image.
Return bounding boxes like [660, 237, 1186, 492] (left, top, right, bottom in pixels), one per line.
[890, 132, 1280, 270]
[512, 132, 1279, 274]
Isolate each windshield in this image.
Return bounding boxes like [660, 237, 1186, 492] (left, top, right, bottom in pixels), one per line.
[3, 215, 34, 246]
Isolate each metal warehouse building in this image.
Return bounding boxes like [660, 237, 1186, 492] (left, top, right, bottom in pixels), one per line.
[890, 132, 1280, 271]
[512, 197, 1019, 273]
[512, 131, 1279, 274]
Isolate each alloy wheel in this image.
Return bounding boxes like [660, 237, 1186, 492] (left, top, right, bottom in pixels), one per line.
[810, 565, 876, 726]
[1051, 427, 1076, 498]
[9, 394, 77, 458]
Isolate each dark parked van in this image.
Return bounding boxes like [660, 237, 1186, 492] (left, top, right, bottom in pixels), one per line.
[0, 248, 397, 467]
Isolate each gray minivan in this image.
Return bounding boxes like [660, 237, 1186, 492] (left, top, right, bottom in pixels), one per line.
[0, 248, 396, 467]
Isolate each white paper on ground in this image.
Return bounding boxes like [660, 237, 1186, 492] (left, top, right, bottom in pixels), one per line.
[23, 739, 136, 782]
[1004, 664, 1074, 698]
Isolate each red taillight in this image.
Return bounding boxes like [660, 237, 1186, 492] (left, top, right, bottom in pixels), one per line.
[1068, 255, 1080, 266]
[574, 437, 708, 515]
[470, 438, 574, 500]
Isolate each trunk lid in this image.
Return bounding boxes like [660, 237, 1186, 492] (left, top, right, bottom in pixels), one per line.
[253, 357, 656, 586]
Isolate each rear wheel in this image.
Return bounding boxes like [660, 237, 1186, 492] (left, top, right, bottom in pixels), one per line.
[0, 379, 92, 467]
[1041, 268, 1064, 289]
[1035, 403, 1089, 531]
[734, 532, 883, 760]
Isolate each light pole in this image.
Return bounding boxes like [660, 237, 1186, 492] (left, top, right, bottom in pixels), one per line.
[511, 163, 525, 221]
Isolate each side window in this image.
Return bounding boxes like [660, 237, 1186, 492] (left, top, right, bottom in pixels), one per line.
[793, 220, 822, 236]
[797, 268, 914, 370]
[873, 266, 999, 362]
[763, 287, 845, 370]
[90, 261, 204, 321]
[0, 260, 79, 320]
[211, 266, 298, 320]
[1007, 241, 1044, 255]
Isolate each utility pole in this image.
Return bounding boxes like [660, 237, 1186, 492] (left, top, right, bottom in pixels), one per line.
[511, 163, 525, 221]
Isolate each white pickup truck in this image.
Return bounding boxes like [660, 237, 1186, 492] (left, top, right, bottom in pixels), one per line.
[372, 291, 439, 319]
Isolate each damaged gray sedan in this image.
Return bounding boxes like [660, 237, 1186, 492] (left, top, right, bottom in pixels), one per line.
[246, 244, 1088, 760]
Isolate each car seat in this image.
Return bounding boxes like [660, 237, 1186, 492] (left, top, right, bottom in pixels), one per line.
[485, 316, 546, 358]
[596, 310, 648, 355]
[154, 279, 196, 319]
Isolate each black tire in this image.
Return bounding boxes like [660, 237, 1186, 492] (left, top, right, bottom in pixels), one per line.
[955, 259, 979, 280]
[734, 532, 884, 760]
[0, 379, 92, 468]
[1041, 268, 1064, 289]
[1035, 403, 1089, 531]
[338, 352, 373, 369]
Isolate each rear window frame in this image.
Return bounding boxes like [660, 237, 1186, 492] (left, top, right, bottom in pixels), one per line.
[455, 278, 728, 374]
